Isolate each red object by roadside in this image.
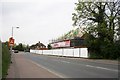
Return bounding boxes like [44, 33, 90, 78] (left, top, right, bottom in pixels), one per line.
[9, 37, 15, 47]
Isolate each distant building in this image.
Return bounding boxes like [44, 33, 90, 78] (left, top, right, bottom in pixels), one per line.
[30, 41, 47, 50]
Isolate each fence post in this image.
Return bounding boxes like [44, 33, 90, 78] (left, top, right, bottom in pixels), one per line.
[79, 48, 81, 57]
[52, 49, 53, 55]
[42, 50, 43, 55]
[62, 48, 64, 57]
[73, 48, 74, 57]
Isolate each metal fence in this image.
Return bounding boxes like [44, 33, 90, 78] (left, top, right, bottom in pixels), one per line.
[30, 48, 88, 58]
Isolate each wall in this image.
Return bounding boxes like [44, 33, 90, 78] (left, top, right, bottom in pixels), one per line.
[30, 48, 88, 58]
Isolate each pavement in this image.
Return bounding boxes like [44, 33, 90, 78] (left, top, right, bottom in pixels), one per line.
[7, 52, 59, 78]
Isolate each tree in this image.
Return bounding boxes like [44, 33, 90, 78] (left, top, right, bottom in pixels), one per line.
[47, 44, 52, 49]
[14, 43, 25, 51]
[72, 1, 120, 59]
[24, 45, 30, 52]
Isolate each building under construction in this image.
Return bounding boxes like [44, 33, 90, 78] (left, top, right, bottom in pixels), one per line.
[49, 27, 86, 49]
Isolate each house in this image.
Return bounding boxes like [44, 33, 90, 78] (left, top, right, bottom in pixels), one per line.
[30, 41, 47, 50]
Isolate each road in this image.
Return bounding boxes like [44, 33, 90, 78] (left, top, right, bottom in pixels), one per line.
[22, 52, 118, 78]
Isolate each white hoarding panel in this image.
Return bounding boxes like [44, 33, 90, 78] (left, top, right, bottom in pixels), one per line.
[80, 48, 88, 58]
[53, 49, 60, 55]
[63, 48, 74, 57]
[30, 49, 32, 52]
[74, 48, 79, 57]
[38, 50, 42, 54]
[30, 48, 88, 58]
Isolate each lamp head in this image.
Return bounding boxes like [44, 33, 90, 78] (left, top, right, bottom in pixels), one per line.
[16, 27, 19, 28]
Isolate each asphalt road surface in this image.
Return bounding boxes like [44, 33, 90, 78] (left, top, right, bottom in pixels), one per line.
[22, 52, 118, 78]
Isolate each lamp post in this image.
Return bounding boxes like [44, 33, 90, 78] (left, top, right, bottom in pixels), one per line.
[12, 27, 19, 37]
[10, 27, 19, 53]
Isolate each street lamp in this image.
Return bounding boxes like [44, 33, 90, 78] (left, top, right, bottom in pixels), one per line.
[10, 27, 19, 53]
[12, 27, 19, 37]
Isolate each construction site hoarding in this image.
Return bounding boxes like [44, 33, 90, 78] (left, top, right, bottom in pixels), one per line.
[51, 40, 70, 48]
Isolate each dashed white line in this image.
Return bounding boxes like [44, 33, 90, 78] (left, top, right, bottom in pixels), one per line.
[60, 61, 70, 63]
[53, 60, 118, 72]
[86, 65, 118, 72]
[52, 59, 70, 64]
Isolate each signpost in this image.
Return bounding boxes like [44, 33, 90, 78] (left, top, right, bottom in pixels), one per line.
[9, 37, 15, 47]
[9, 37, 15, 54]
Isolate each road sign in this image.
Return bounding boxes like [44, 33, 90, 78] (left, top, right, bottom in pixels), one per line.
[9, 37, 15, 46]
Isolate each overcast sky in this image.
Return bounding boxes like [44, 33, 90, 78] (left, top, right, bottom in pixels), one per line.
[1, 0, 78, 46]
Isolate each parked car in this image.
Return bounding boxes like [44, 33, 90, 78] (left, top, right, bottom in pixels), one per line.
[14, 50, 19, 53]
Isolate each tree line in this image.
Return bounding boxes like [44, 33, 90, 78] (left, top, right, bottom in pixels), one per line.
[3, 41, 30, 52]
[13, 43, 30, 52]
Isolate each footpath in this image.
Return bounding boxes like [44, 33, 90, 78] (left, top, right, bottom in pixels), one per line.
[7, 52, 59, 78]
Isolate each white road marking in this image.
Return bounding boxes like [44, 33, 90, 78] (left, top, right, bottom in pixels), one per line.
[60, 61, 70, 63]
[53, 59, 118, 72]
[86, 65, 118, 72]
[52, 59, 70, 64]
[30, 60, 66, 78]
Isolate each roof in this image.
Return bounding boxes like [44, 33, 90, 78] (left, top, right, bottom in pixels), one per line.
[30, 42, 46, 49]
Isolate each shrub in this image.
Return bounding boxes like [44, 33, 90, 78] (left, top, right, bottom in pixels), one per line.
[2, 43, 11, 78]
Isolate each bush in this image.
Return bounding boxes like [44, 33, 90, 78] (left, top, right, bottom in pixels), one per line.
[89, 41, 120, 59]
[2, 43, 11, 78]
[89, 52, 103, 59]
